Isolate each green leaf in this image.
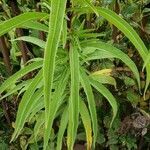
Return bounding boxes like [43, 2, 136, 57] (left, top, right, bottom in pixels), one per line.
[11, 70, 43, 141]
[91, 74, 116, 88]
[126, 90, 139, 105]
[62, 19, 67, 49]
[0, 80, 30, 101]
[80, 100, 92, 150]
[0, 61, 43, 95]
[23, 21, 48, 32]
[96, 7, 150, 94]
[124, 76, 136, 86]
[43, 0, 67, 149]
[81, 0, 99, 16]
[80, 68, 98, 148]
[76, 6, 150, 92]
[79, 33, 105, 38]
[67, 45, 80, 150]
[83, 47, 114, 60]
[89, 78, 118, 127]
[0, 12, 48, 36]
[56, 106, 68, 150]
[44, 69, 69, 149]
[81, 41, 140, 90]
[142, 52, 150, 70]
[82, 7, 148, 59]
[28, 97, 44, 122]
[13, 36, 46, 49]
[34, 112, 45, 141]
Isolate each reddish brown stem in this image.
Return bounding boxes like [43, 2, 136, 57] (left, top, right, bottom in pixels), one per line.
[66, 0, 72, 30]
[36, 2, 46, 41]
[65, 0, 72, 51]
[0, 36, 12, 75]
[9, 0, 29, 64]
[112, 0, 120, 43]
[16, 29, 29, 63]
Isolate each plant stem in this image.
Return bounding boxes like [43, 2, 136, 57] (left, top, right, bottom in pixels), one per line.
[9, 0, 29, 64]
[0, 36, 12, 75]
[35, 1, 46, 41]
[65, 0, 72, 51]
[112, 0, 120, 43]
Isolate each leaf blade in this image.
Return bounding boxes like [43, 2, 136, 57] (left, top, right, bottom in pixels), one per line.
[80, 99, 92, 150]
[11, 70, 43, 141]
[43, 0, 67, 149]
[67, 45, 80, 150]
[82, 41, 140, 90]
[0, 61, 43, 95]
[90, 78, 118, 127]
[80, 68, 98, 148]
[0, 12, 48, 36]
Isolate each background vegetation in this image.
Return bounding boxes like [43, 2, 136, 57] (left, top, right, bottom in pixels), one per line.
[0, 0, 150, 149]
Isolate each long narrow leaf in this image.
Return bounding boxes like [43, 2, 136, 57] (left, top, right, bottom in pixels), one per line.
[0, 12, 48, 36]
[67, 45, 80, 150]
[43, 0, 67, 149]
[11, 70, 43, 141]
[0, 61, 43, 94]
[56, 106, 68, 150]
[80, 100, 92, 150]
[96, 7, 150, 94]
[28, 97, 44, 122]
[82, 0, 99, 16]
[23, 21, 48, 32]
[13, 36, 46, 49]
[75, 5, 150, 92]
[34, 112, 45, 141]
[89, 78, 118, 126]
[43, 0, 67, 121]
[44, 69, 69, 149]
[80, 68, 98, 148]
[97, 7, 148, 59]
[81, 41, 140, 90]
[0, 80, 31, 101]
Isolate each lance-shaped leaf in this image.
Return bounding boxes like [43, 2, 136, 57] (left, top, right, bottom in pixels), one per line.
[77, 4, 148, 58]
[80, 68, 98, 148]
[89, 78, 118, 127]
[67, 45, 80, 150]
[0, 12, 48, 36]
[56, 106, 68, 150]
[23, 21, 49, 32]
[80, 99, 92, 150]
[81, 0, 99, 16]
[11, 70, 43, 141]
[75, 4, 150, 92]
[0, 61, 43, 95]
[81, 41, 140, 90]
[13, 36, 46, 49]
[28, 97, 44, 122]
[34, 112, 45, 141]
[97, 7, 148, 59]
[43, 0, 67, 124]
[0, 80, 31, 101]
[44, 69, 69, 149]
